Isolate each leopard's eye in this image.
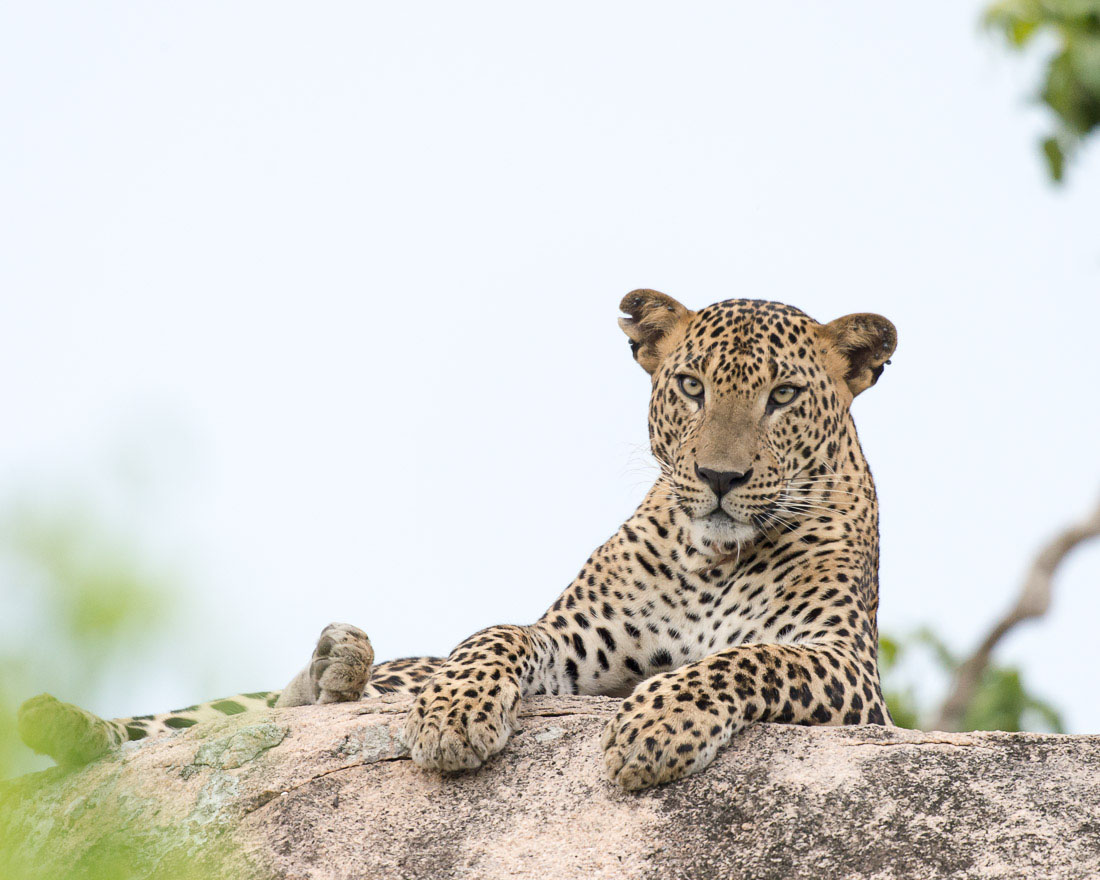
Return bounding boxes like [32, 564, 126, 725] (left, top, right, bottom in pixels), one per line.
[769, 384, 800, 407]
[677, 375, 704, 399]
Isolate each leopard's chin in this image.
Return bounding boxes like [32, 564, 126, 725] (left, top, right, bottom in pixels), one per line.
[685, 510, 758, 561]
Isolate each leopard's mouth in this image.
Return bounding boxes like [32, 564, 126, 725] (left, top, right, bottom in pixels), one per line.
[700, 509, 745, 531]
[700, 505, 759, 529]
[690, 508, 758, 551]
[702, 508, 735, 524]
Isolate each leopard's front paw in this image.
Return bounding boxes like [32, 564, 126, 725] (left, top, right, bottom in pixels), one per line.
[601, 681, 732, 791]
[401, 671, 520, 772]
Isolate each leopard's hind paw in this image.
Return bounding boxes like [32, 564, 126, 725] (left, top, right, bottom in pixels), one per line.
[310, 623, 374, 704]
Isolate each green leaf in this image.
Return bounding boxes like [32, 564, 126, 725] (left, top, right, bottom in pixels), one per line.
[912, 626, 959, 670]
[878, 636, 900, 671]
[984, 0, 1044, 46]
[1043, 136, 1066, 181]
[1068, 34, 1100, 94]
[882, 685, 921, 729]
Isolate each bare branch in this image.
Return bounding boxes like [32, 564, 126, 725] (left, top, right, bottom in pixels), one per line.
[931, 492, 1100, 732]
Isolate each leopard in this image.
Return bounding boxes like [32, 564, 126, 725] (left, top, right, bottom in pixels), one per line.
[18, 289, 897, 791]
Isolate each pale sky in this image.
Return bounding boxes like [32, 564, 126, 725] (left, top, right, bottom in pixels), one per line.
[2, 2, 1099, 732]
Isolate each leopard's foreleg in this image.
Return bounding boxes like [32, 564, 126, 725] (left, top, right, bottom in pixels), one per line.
[601, 641, 889, 790]
[402, 623, 560, 772]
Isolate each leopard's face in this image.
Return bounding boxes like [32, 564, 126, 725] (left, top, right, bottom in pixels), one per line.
[619, 292, 896, 558]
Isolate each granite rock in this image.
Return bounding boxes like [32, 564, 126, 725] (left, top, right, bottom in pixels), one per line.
[4, 695, 1100, 879]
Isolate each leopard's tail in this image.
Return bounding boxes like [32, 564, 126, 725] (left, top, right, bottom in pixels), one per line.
[17, 690, 281, 767]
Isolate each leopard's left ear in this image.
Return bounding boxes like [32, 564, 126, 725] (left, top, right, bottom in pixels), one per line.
[821, 313, 897, 397]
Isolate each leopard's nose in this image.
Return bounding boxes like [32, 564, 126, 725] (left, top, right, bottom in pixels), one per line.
[695, 465, 753, 499]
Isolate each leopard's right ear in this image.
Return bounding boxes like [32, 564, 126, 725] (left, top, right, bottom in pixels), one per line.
[618, 290, 695, 374]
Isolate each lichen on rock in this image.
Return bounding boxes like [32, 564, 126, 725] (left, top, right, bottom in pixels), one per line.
[185, 721, 288, 774]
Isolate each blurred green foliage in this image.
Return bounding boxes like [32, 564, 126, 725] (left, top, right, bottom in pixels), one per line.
[0, 494, 243, 879]
[986, 0, 1100, 181]
[1, 793, 244, 880]
[0, 498, 176, 778]
[880, 629, 1065, 733]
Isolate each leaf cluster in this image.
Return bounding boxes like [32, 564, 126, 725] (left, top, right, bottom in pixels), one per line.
[986, 0, 1100, 180]
[880, 629, 1064, 733]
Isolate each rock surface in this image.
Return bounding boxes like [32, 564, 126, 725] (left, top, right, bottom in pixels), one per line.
[4, 694, 1100, 879]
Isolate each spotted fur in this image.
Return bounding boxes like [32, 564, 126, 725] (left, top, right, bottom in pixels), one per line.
[19, 292, 896, 791]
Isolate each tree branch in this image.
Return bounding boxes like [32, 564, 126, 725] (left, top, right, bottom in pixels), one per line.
[931, 492, 1100, 732]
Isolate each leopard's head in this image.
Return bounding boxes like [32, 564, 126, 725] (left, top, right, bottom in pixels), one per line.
[619, 289, 896, 556]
